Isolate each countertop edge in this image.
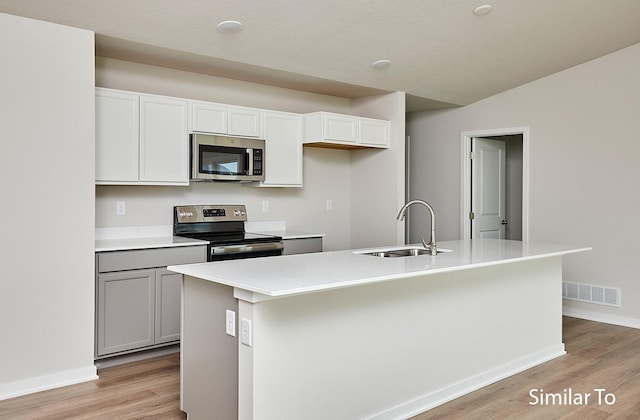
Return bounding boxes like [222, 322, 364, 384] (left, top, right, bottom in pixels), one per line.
[96, 232, 324, 252]
[257, 230, 325, 240]
[265, 246, 593, 297]
[96, 236, 209, 252]
[168, 242, 592, 299]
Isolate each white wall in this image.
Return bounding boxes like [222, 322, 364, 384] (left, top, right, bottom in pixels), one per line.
[351, 92, 407, 248]
[95, 58, 405, 251]
[0, 13, 96, 399]
[407, 42, 640, 326]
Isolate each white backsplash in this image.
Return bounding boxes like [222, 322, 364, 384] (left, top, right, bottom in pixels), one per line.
[96, 221, 288, 240]
[95, 225, 173, 240]
[245, 220, 286, 233]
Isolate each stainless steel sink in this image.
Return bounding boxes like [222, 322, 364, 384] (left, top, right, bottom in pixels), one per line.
[356, 247, 452, 258]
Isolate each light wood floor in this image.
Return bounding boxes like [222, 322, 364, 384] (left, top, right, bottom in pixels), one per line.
[0, 354, 185, 420]
[2, 317, 640, 419]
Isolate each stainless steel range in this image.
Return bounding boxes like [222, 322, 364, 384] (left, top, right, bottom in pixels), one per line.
[173, 204, 283, 261]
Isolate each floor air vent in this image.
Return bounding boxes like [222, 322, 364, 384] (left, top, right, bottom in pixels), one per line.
[562, 282, 621, 307]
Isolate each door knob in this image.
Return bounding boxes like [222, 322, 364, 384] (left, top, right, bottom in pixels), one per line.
[501, 220, 508, 225]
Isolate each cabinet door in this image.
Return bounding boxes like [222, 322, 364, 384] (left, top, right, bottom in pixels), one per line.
[155, 268, 182, 344]
[358, 118, 390, 148]
[261, 111, 303, 187]
[95, 89, 139, 183]
[324, 113, 357, 143]
[96, 269, 155, 356]
[139, 95, 189, 184]
[191, 101, 227, 134]
[228, 106, 261, 137]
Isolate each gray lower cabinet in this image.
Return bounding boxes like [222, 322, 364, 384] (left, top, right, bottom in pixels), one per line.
[95, 245, 206, 358]
[282, 236, 323, 255]
[97, 269, 156, 356]
[155, 268, 182, 344]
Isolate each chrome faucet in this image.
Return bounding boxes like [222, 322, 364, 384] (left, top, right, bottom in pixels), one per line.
[396, 199, 437, 256]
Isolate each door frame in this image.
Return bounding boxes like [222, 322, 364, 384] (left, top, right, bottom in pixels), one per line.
[460, 126, 530, 241]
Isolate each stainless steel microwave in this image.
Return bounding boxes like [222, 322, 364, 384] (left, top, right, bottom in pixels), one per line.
[190, 133, 265, 182]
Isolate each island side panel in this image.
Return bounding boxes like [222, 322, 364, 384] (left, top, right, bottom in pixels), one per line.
[238, 256, 564, 420]
[181, 276, 238, 420]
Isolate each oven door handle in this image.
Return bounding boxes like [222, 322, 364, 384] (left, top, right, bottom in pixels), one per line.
[211, 242, 284, 255]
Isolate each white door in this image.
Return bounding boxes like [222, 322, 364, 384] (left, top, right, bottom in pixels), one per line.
[471, 138, 506, 239]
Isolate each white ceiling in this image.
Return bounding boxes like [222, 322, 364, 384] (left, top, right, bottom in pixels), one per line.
[2, 0, 640, 111]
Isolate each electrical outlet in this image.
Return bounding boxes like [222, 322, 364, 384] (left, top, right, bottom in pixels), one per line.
[326, 199, 333, 211]
[241, 318, 252, 346]
[225, 310, 236, 337]
[262, 200, 269, 212]
[116, 201, 126, 215]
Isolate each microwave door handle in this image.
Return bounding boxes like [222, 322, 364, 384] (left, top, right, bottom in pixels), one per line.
[246, 148, 253, 175]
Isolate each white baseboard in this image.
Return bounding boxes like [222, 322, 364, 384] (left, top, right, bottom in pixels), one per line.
[370, 344, 566, 420]
[0, 365, 98, 401]
[563, 307, 640, 329]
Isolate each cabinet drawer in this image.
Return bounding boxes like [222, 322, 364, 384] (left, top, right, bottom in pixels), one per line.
[98, 246, 207, 273]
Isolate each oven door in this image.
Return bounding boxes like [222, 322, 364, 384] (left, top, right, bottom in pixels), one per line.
[191, 134, 265, 182]
[209, 242, 284, 261]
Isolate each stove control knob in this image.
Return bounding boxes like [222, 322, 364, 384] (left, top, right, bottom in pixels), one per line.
[180, 211, 194, 218]
[234, 210, 240, 216]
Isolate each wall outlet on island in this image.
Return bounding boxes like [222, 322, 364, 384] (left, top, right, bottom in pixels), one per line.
[241, 318, 252, 346]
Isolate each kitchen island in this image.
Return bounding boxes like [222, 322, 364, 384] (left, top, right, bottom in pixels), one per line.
[168, 239, 590, 420]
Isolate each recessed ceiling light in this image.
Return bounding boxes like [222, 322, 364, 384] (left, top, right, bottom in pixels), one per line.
[473, 5, 493, 15]
[217, 20, 243, 34]
[371, 59, 392, 70]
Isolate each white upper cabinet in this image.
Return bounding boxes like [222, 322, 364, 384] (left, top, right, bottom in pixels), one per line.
[260, 111, 303, 187]
[320, 113, 358, 144]
[190, 101, 261, 137]
[303, 112, 357, 147]
[95, 88, 189, 186]
[95, 89, 139, 182]
[139, 95, 189, 184]
[228, 105, 261, 137]
[190, 101, 227, 134]
[303, 112, 390, 149]
[358, 117, 390, 148]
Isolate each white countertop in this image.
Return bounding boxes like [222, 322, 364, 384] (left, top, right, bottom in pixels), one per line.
[168, 239, 591, 298]
[95, 222, 323, 252]
[96, 236, 208, 252]
[261, 230, 325, 240]
[244, 221, 324, 240]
